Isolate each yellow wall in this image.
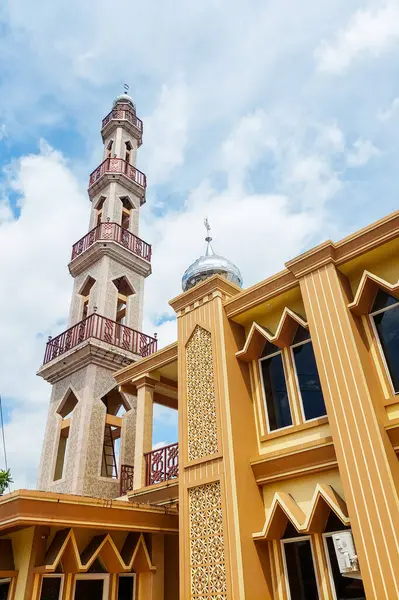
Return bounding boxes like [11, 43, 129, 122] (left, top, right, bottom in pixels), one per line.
[6, 527, 35, 600]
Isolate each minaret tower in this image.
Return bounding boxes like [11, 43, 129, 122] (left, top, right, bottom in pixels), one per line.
[37, 90, 157, 499]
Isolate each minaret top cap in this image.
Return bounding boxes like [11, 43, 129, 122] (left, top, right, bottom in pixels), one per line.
[113, 84, 135, 109]
[181, 219, 243, 291]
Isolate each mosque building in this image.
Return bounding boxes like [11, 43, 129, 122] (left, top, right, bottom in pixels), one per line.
[0, 92, 399, 600]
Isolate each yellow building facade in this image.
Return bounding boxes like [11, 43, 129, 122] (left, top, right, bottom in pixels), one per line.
[1, 205, 399, 599]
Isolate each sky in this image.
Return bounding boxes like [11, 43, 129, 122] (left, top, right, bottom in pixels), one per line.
[0, 0, 399, 489]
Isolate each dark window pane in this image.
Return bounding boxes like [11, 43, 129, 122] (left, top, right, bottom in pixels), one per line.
[293, 342, 326, 420]
[326, 536, 366, 599]
[74, 579, 104, 600]
[118, 576, 134, 600]
[284, 540, 319, 600]
[0, 581, 10, 600]
[292, 325, 311, 345]
[372, 289, 398, 312]
[374, 304, 399, 392]
[262, 341, 280, 357]
[40, 577, 62, 600]
[260, 353, 292, 431]
[324, 512, 349, 533]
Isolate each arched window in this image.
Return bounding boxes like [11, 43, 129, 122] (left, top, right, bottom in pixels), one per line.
[259, 341, 292, 431]
[106, 140, 113, 159]
[370, 289, 399, 393]
[125, 141, 132, 164]
[290, 326, 326, 421]
[54, 391, 79, 481]
[121, 197, 133, 230]
[100, 390, 129, 479]
[79, 276, 96, 321]
[113, 276, 135, 325]
[96, 197, 106, 227]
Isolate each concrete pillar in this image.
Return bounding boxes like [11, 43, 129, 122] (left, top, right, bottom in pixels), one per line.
[133, 377, 155, 490]
[299, 262, 399, 599]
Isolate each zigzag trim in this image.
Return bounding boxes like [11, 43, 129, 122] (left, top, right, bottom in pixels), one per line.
[253, 484, 349, 541]
[349, 271, 399, 316]
[236, 308, 308, 362]
[36, 529, 155, 574]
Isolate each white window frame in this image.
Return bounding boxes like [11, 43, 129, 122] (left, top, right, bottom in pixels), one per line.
[259, 348, 293, 434]
[39, 574, 64, 600]
[0, 578, 11, 600]
[73, 573, 110, 600]
[370, 299, 399, 396]
[290, 337, 327, 423]
[322, 529, 362, 600]
[281, 535, 321, 600]
[118, 574, 136, 599]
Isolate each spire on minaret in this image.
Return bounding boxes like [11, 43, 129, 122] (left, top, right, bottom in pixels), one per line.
[204, 217, 214, 257]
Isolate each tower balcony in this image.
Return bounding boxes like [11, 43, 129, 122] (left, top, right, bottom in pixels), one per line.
[71, 222, 152, 263]
[101, 105, 143, 146]
[43, 313, 158, 365]
[88, 158, 146, 204]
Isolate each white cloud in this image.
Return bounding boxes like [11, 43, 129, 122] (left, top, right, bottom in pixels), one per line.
[347, 138, 381, 166]
[378, 97, 399, 121]
[315, 2, 399, 73]
[0, 143, 88, 486]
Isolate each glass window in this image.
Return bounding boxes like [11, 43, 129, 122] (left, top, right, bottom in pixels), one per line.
[74, 579, 104, 600]
[260, 346, 292, 431]
[325, 533, 366, 600]
[371, 291, 399, 393]
[283, 538, 319, 600]
[40, 576, 62, 600]
[118, 575, 135, 600]
[292, 340, 326, 420]
[0, 580, 10, 600]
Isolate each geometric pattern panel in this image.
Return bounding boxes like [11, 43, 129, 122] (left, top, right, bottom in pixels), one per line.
[189, 481, 227, 599]
[186, 326, 218, 461]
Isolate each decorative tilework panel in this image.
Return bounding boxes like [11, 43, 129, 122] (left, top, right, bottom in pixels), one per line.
[189, 481, 227, 599]
[186, 326, 218, 461]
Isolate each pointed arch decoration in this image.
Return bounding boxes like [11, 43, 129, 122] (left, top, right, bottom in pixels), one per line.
[236, 308, 308, 362]
[35, 529, 155, 574]
[348, 271, 399, 316]
[253, 484, 348, 541]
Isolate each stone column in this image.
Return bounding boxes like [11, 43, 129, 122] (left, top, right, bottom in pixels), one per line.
[133, 377, 155, 490]
[297, 261, 399, 599]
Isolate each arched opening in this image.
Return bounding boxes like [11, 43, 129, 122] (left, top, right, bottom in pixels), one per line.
[100, 389, 130, 479]
[113, 276, 135, 326]
[120, 197, 133, 231]
[106, 140, 114, 159]
[95, 197, 106, 227]
[54, 390, 79, 482]
[124, 141, 132, 165]
[78, 276, 96, 321]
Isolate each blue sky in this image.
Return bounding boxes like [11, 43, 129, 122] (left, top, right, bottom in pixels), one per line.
[0, 0, 399, 488]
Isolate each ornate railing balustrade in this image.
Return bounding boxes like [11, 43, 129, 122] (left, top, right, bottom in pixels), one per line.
[43, 314, 157, 364]
[102, 107, 143, 132]
[71, 222, 152, 262]
[120, 464, 135, 496]
[88, 158, 146, 190]
[145, 443, 179, 486]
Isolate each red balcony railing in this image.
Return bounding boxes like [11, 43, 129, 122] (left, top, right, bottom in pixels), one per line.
[120, 464, 135, 496]
[71, 222, 152, 262]
[145, 443, 179, 486]
[43, 314, 157, 365]
[102, 107, 143, 132]
[89, 158, 146, 189]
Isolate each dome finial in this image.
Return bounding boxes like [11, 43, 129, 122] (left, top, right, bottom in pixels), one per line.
[204, 217, 214, 256]
[124, 83, 130, 93]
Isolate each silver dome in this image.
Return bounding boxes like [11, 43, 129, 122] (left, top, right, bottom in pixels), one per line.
[113, 93, 135, 108]
[182, 243, 243, 292]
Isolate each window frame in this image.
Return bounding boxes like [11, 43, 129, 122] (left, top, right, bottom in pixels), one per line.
[39, 574, 65, 600]
[258, 347, 294, 434]
[369, 298, 399, 396]
[290, 337, 326, 423]
[73, 573, 110, 600]
[118, 574, 136, 600]
[281, 535, 321, 600]
[322, 529, 364, 600]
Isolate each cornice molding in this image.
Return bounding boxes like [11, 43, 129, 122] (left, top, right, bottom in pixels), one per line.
[114, 342, 178, 385]
[169, 274, 241, 315]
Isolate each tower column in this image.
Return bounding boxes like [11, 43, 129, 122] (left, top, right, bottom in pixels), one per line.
[170, 276, 272, 600]
[133, 377, 155, 490]
[293, 259, 399, 599]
